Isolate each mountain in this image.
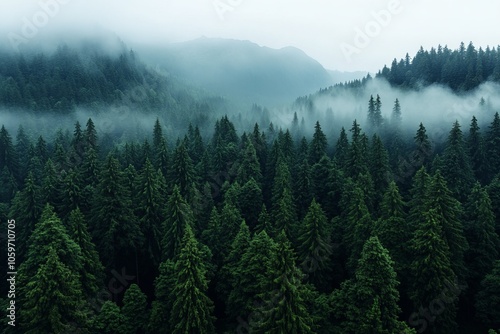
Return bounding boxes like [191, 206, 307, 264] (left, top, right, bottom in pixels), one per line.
[137, 37, 335, 107]
[328, 69, 369, 85]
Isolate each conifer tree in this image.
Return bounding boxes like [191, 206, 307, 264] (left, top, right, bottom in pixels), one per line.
[20, 247, 89, 333]
[162, 185, 194, 260]
[149, 259, 176, 334]
[93, 301, 123, 334]
[121, 284, 149, 334]
[254, 232, 315, 333]
[309, 121, 327, 165]
[468, 116, 487, 183]
[413, 123, 432, 168]
[238, 178, 263, 230]
[294, 157, 312, 220]
[67, 208, 104, 301]
[486, 112, 500, 181]
[236, 138, 262, 185]
[475, 260, 500, 326]
[297, 199, 332, 291]
[334, 127, 349, 171]
[170, 141, 195, 198]
[170, 225, 215, 334]
[427, 170, 468, 278]
[442, 121, 474, 200]
[410, 209, 458, 334]
[347, 120, 369, 179]
[369, 134, 390, 215]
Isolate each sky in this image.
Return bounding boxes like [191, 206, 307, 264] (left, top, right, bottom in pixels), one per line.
[0, 0, 499, 72]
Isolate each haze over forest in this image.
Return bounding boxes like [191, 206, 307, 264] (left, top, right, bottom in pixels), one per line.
[1, 1, 500, 334]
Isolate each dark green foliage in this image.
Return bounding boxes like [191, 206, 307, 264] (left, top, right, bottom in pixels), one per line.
[67, 208, 104, 300]
[236, 138, 262, 185]
[468, 116, 487, 184]
[238, 178, 263, 230]
[149, 259, 176, 334]
[93, 301, 123, 334]
[309, 121, 327, 165]
[409, 209, 458, 334]
[170, 141, 195, 198]
[297, 199, 332, 291]
[162, 185, 194, 260]
[121, 284, 149, 334]
[253, 232, 315, 333]
[20, 247, 89, 334]
[475, 261, 500, 326]
[170, 225, 215, 334]
[442, 121, 474, 200]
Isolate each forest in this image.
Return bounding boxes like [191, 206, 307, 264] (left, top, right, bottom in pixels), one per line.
[0, 40, 500, 333]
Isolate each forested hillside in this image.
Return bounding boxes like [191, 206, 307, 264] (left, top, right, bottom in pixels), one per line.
[1, 99, 500, 332]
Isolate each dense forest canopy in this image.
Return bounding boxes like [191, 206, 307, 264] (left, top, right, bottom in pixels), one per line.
[0, 41, 500, 333]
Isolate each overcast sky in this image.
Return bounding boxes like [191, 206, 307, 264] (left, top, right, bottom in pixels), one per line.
[0, 0, 499, 72]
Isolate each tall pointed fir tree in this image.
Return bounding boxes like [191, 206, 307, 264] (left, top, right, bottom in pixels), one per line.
[486, 112, 500, 181]
[409, 209, 459, 334]
[464, 183, 500, 293]
[369, 134, 390, 216]
[149, 258, 176, 334]
[253, 232, 315, 333]
[412, 123, 433, 169]
[236, 138, 262, 185]
[162, 185, 194, 261]
[334, 127, 349, 172]
[442, 121, 474, 201]
[238, 178, 263, 231]
[170, 225, 215, 334]
[170, 140, 195, 199]
[67, 208, 104, 301]
[475, 260, 500, 326]
[468, 116, 487, 184]
[427, 170, 468, 279]
[121, 284, 149, 334]
[91, 155, 143, 271]
[18, 205, 88, 333]
[136, 158, 164, 266]
[347, 120, 369, 179]
[331, 236, 413, 333]
[309, 121, 327, 165]
[297, 199, 332, 291]
[93, 301, 123, 334]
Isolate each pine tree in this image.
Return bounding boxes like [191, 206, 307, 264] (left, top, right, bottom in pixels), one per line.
[20, 247, 89, 333]
[93, 301, 123, 334]
[170, 225, 215, 334]
[486, 112, 500, 181]
[162, 185, 194, 260]
[227, 231, 276, 325]
[334, 127, 349, 171]
[253, 232, 315, 333]
[442, 121, 474, 201]
[369, 134, 390, 215]
[391, 98, 402, 126]
[121, 284, 149, 334]
[347, 120, 369, 179]
[412, 123, 432, 168]
[408, 167, 431, 229]
[427, 170, 468, 278]
[332, 236, 412, 333]
[136, 158, 164, 265]
[468, 116, 487, 184]
[170, 141, 195, 198]
[149, 259, 176, 334]
[84, 118, 98, 152]
[236, 138, 262, 185]
[367, 95, 376, 128]
[91, 156, 143, 268]
[67, 208, 104, 301]
[309, 121, 327, 165]
[410, 209, 458, 334]
[297, 199, 332, 291]
[8, 172, 42, 262]
[294, 158, 312, 220]
[238, 178, 263, 231]
[487, 175, 500, 236]
[475, 260, 500, 326]
[464, 183, 500, 290]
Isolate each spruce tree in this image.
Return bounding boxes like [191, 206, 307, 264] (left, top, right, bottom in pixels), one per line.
[486, 112, 500, 181]
[309, 121, 327, 165]
[236, 138, 262, 185]
[170, 141, 195, 198]
[412, 123, 432, 168]
[20, 247, 89, 333]
[162, 185, 194, 260]
[149, 259, 176, 334]
[238, 178, 263, 231]
[170, 225, 215, 334]
[410, 209, 458, 334]
[468, 116, 487, 184]
[442, 121, 474, 201]
[254, 232, 315, 333]
[475, 260, 500, 326]
[93, 301, 123, 334]
[121, 284, 149, 334]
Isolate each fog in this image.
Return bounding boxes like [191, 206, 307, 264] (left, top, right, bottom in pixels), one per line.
[267, 78, 500, 145]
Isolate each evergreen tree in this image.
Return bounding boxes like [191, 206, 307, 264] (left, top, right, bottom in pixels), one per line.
[409, 209, 458, 334]
[486, 112, 500, 181]
[412, 123, 432, 168]
[334, 127, 349, 171]
[297, 199, 332, 291]
[238, 178, 263, 230]
[427, 170, 468, 278]
[20, 247, 89, 333]
[347, 120, 368, 179]
[236, 138, 262, 185]
[136, 158, 164, 265]
[170, 141, 195, 198]
[369, 134, 390, 215]
[487, 175, 500, 236]
[162, 185, 194, 260]
[84, 118, 98, 152]
[121, 284, 148, 334]
[91, 156, 143, 269]
[309, 121, 327, 165]
[442, 121, 474, 200]
[468, 116, 487, 184]
[67, 208, 104, 301]
[367, 95, 376, 128]
[170, 225, 215, 334]
[149, 259, 176, 334]
[475, 260, 500, 326]
[254, 232, 315, 333]
[93, 301, 123, 334]
[294, 158, 312, 220]
[464, 183, 500, 290]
